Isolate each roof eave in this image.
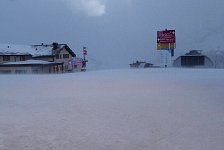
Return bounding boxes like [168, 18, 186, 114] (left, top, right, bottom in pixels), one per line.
[64, 45, 76, 57]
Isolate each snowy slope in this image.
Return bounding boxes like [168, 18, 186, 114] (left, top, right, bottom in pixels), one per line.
[0, 68, 224, 150]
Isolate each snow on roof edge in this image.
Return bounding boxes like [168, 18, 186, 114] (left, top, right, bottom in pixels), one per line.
[3, 60, 60, 65]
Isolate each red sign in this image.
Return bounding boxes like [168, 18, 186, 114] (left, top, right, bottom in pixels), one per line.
[83, 50, 87, 55]
[157, 30, 175, 44]
[83, 47, 87, 55]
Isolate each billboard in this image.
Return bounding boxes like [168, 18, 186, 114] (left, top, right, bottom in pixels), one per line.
[157, 30, 175, 44]
[157, 43, 175, 50]
[157, 29, 176, 62]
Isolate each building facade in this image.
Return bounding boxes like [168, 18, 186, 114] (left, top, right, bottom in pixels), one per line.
[173, 50, 214, 68]
[0, 43, 83, 74]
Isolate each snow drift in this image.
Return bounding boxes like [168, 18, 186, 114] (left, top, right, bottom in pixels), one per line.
[0, 68, 224, 150]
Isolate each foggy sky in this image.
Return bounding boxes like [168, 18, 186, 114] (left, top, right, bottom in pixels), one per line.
[1, 0, 224, 69]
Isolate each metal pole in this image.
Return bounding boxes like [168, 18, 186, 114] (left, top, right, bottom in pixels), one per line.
[215, 52, 217, 68]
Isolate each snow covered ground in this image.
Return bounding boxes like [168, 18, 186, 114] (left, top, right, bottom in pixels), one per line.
[0, 68, 224, 150]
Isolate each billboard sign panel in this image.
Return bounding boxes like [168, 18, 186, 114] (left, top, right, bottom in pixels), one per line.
[157, 43, 175, 50]
[157, 30, 175, 44]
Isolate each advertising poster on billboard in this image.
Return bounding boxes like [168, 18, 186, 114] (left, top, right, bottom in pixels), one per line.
[157, 30, 176, 44]
[157, 29, 176, 50]
[157, 29, 176, 67]
[157, 43, 175, 50]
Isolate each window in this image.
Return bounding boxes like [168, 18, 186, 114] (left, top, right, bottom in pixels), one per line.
[0, 70, 11, 74]
[32, 70, 39, 74]
[56, 54, 59, 59]
[181, 56, 205, 66]
[3, 56, 10, 61]
[15, 70, 27, 74]
[20, 56, 26, 61]
[63, 54, 69, 59]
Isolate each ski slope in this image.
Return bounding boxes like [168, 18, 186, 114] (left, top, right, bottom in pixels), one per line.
[0, 68, 224, 150]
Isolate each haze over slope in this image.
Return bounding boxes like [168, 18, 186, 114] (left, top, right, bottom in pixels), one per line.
[1, 0, 224, 69]
[0, 68, 224, 149]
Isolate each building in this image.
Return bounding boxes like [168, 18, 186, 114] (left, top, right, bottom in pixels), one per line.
[173, 50, 213, 68]
[129, 61, 154, 68]
[0, 43, 83, 74]
[0, 60, 63, 74]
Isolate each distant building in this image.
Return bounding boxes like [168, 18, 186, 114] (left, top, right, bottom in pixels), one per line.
[130, 61, 154, 68]
[0, 43, 85, 74]
[173, 50, 213, 68]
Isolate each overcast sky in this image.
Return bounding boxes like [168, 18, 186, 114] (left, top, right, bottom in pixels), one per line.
[1, 0, 224, 69]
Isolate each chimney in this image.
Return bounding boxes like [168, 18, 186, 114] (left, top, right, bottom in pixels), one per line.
[52, 42, 59, 50]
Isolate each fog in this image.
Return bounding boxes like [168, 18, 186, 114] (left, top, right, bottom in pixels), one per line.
[1, 0, 224, 69]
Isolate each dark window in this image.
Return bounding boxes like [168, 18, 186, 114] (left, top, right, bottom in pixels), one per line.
[20, 56, 26, 61]
[181, 56, 205, 66]
[32, 70, 38, 74]
[56, 54, 59, 59]
[15, 70, 27, 74]
[3, 56, 10, 61]
[0, 70, 11, 74]
[63, 54, 69, 59]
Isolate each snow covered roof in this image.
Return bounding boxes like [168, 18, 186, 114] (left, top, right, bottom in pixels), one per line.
[185, 50, 203, 56]
[3, 59, 61, 65]
[0, 43, 75, 57]
[31, 45, 53, 57]
[0, 44, 33, 55]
